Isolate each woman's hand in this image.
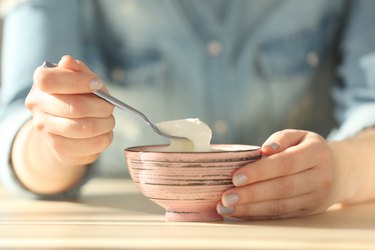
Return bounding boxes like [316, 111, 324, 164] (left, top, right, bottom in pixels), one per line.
[217, 129, 339, 219]
[25, 55, 115, 166]
[12, 55, 115, 194]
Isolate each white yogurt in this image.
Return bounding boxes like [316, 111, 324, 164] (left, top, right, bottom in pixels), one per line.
[155, 118, 212, 152]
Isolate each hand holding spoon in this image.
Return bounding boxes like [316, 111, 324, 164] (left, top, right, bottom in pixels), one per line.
[42, 61, 186, 140]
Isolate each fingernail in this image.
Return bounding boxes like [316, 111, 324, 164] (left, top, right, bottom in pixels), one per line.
[223, 193, 239, 206]
[233, 173, 248, 186]
[89, 78, 103, 90]
[217, 204, 234, 215]
[264, 142, 279, 150]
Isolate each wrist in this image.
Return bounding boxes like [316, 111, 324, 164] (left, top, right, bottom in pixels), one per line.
[11, 120, 88, 195]
[327, 140, 358, 205]
[328, 128, 375, 205]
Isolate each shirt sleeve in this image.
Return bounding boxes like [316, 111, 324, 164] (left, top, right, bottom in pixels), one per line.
[0, 0, 98, 199]
[328, 0, 375, 141]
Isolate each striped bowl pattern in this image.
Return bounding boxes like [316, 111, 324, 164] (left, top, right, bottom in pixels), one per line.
[124, 144, 261, 222]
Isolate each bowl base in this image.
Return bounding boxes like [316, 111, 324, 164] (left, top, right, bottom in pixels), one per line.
[165, 210, 223, 222]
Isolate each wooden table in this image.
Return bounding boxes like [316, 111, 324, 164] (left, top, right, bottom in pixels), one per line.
[0, 178, 374, 250]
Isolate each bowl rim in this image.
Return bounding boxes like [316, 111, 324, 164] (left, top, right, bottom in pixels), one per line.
[124, 144, 260, 154]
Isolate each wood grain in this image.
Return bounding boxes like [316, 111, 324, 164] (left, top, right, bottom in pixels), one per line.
[0, 178, 374, 249]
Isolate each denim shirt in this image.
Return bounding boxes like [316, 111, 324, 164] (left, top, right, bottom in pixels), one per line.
[1, 0, 375, 198]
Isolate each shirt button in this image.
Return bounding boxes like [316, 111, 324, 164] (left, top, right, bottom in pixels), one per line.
[111, 67, 126, 82]
[207, 40, 223, 57]
[306, 51, 319, 67]
[213, 119, 229, 135]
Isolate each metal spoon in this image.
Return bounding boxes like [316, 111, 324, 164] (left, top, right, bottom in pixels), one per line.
[42, 61, 186, 140]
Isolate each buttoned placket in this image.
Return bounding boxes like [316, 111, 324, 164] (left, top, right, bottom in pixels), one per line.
[178, 1, 232, 140]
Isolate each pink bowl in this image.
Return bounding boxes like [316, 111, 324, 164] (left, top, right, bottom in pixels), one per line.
[124, 144, 261, 222]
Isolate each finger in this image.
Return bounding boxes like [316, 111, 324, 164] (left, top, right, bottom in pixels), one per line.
[59, 55, 94, 74]
[55, 153, 100, 166]
[58, 55, 83, 72]
[217, 193, 318, 219]
[33, 111, 115, 139]
[34, 63, 103, 94]
[222, 169, 317, 206]
[26, 90, 114, 118]
[46, 131, 114, 157]
[223, 208, 313, 220]
[232, 135, 322, 186]
[261, 129, 308, 156]
[57, 55, 110, 94]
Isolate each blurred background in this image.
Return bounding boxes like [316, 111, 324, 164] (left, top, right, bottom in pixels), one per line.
[0, 2, 5, 105]
[0, 0, 16, 105]
[0, 15, 2, 104]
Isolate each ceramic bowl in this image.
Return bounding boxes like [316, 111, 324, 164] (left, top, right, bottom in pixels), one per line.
[124, 144, 261, 222]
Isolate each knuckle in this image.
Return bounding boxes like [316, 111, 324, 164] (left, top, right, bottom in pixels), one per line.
[33, 114, 46, 131]
[66, 96, 86, 117]
[100, 102, 115, 117]
[33, 116, 45, 131]
[309, 133, 329, 158]
[48, 135, 68, 156]
[308, 136, 334, 191]
[79, 119, 97, 137]
[25, 90, 39, 111]
[278, 153, 293, 176]
[321, 170, 334, 190]
[272, 129, 289, 138]
[77, 154, 100, 165]
[25, 99, 34, 111]
[249, 165, 263, 183]
[36, 70, 55, 91]
[278, 129, 290, 140]
[32, 112, 50, 132]
[24, 94, 34, 109]
[244, 186, 257, 202]
[319, 146, 332, 165]
[277, 178, 295, 197]
[242, 205, 256, 217]
[233, 204, 257, 219]
[107, 104, 115, 115]
[109, 115, 116, 130]
[278, 129, 296, 140]
[297, 208, 312, 217]
[63, 156, 94, 166]
[95, 132, 114, 151]
[270, 200, 288, 216]
[77, 71, 92, 85]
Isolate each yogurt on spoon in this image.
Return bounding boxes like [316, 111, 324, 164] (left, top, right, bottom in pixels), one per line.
[155, 118, 212, 152]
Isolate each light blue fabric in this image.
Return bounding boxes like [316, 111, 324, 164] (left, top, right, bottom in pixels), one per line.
[1, 0, 375, 198]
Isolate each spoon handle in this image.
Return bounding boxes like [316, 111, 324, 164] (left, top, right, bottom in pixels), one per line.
[92, 90, 153, 127]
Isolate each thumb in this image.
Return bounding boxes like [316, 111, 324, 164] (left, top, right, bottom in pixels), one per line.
[58, 55, 82, 72]
[56, 55, 106, 93]
[58, 55, 94, 74]
[261, 129, 308, 156]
